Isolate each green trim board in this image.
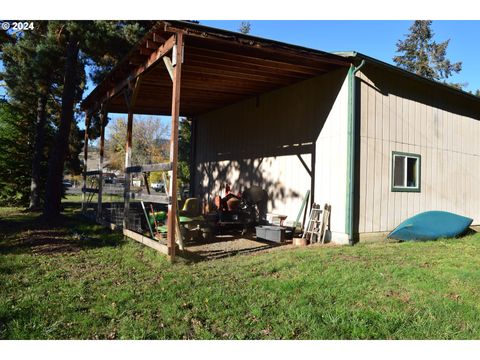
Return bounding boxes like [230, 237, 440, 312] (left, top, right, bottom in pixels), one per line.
[345, 60, 364, 241]
[345, 65, 355, 237]
[391, 151, 421, 193]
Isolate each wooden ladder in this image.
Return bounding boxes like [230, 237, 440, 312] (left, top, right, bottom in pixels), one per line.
[320, 204, 331, 244]
[302, 203, 331, 244]
[302, 203, 323, 243]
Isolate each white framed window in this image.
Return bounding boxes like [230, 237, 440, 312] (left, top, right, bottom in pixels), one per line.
[391, 152, 421, 192]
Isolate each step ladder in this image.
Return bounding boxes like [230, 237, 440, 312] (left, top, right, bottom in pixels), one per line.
[303, 203, 331, 244]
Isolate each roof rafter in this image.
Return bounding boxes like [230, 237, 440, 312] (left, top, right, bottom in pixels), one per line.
[81, 21, 352, 116]
[83, 34, 176, 112]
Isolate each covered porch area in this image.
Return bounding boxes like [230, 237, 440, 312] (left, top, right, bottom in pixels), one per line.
[80, 21, 350, 262]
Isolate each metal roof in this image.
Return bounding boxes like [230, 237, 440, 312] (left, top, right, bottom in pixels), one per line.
[336, 51, 480, 105]
[81, 20, 350, 116]
[82, 22, 480, 116]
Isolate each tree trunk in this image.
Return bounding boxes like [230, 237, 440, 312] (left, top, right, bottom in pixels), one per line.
[29, 92, 48, 210]
[43, 36, 79, 221]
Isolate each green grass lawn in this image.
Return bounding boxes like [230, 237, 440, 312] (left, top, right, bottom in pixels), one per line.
[1, 205, 480, 339]
[63, 193, 84, 203]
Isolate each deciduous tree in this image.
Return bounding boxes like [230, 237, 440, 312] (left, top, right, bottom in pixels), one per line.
[105, 117, 169, 172]
[178, 118, 191, 187]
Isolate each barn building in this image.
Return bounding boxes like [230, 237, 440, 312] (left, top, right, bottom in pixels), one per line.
[81, 21, 480, 259]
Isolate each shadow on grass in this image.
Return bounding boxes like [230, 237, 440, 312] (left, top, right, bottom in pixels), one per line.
[0, 202, 286, 262]
[0, 261, 29, 275]
[0, 204, 127, 256]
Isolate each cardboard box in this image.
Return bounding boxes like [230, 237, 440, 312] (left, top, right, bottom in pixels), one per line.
[293, 237, 307, 246]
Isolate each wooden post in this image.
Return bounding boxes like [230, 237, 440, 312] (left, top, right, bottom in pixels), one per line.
[97, 108, 107, 221]
[123, 104, 134, 229]
[167, 32, 183, 263]
[123, 78, 141, 229]
[82, 112, 91, 213]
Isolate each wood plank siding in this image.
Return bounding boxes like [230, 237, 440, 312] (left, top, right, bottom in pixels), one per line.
[315, 72, 349, 242]
[194, 68, 349, 240]
[357, 64, 480, 234]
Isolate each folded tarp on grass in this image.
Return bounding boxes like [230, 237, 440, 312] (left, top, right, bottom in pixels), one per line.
[387, 211, 473, 241]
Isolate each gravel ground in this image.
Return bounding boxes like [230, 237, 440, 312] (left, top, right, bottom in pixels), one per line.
[185, 234, 283, 260]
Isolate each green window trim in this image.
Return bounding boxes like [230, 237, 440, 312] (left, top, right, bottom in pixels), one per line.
[391, 151, 421, 193]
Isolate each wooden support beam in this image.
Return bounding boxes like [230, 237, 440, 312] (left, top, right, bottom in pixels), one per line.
[123, 229, 169, 255]
[162, 57, 174, 82]
[97, 108, 107, 221]
[125, 162, 172, 173]
[163, 24, 350, 67]
[297, 154, 312, 177]
[167, 32, 183, 263]
[130, 192, 170, 204]
[123, 78, 141, 229]
[124, 77, 142, 110]
[84, 35, 175, 112]
[82, 113, 91, 213]
[88, 212, 170, 255]
[139, 47, 153, 56]
[152, 32, 167, 43]
[145, 40, 158, 50]
[123, 109, 133, 229]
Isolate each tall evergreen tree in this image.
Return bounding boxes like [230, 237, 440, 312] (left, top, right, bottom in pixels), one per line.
[43, 21, 153, 221]
[1, 21, 154, 216]
[238, 21, 251, 34]
[1, 22, 63, 209]
[0, 100, 34, 205]
[43, 22, 83, 220]
[393, 21, 462, 85]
